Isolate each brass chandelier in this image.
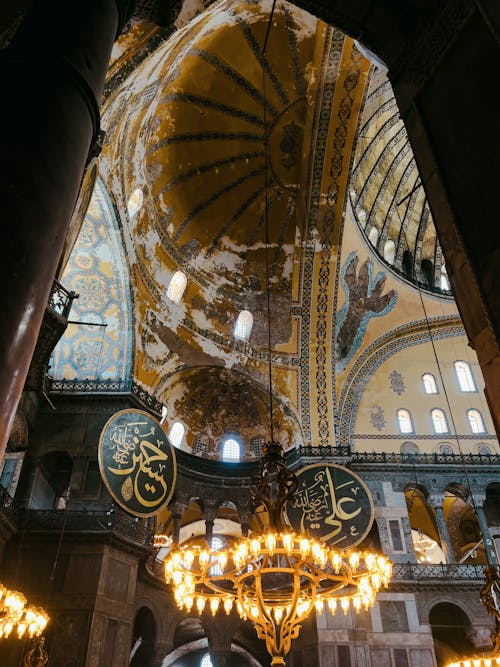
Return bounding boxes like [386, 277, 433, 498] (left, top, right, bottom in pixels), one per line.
[164, 442, 392, 665]
[0, 583, 49, 640]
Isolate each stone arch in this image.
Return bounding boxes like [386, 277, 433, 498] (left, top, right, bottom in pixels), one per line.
[429, 601, 475, 667]
[443, 483, 484, 563]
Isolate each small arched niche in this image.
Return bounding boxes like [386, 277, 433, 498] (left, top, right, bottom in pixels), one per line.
[130, 607, 157, 667]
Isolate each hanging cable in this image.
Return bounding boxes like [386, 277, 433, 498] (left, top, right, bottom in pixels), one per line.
[261, 0, 278, 443]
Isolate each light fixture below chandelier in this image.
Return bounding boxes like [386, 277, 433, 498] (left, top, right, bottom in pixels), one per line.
[445, 567, 500, 667]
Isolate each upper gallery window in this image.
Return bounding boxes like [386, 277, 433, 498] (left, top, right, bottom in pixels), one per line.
[234, 310, 253, 341]
[454, 361, 476, 392]
[431, 408, 449, 434]
[167, 271, 187, 304]
[201, 655, 214, 667]
[422, 373, 438, 394]
[368, 226, 379, 247]
[440, 264, 450, 291]
[209, 536, 224, 576]
[168, 421, 185, 448]
[397, 409, 414, 434]
[222, 437, 240, 462]
[127, 188, 143, 218]
[467, 409, 486, 434]
[383, 240, 396, 264]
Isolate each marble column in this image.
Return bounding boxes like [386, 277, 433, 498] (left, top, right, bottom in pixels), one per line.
[429, 496, 454, 563]
[474, 496, 498, 565]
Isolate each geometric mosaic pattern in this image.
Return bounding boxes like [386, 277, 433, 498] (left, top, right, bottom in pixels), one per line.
[50, 178, 133, 382]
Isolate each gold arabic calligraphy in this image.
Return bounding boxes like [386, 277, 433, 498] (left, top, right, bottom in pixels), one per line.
[106, 421, 170, 508]
[292, 468, 362, 544]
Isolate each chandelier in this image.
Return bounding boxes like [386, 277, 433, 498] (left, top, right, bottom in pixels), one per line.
[164, 442, 392, 665]
[0, 583, 49, 640]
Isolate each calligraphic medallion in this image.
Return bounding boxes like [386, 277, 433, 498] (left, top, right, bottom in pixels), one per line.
[285, 463, 374, 549]
[98, 409, 176, 517]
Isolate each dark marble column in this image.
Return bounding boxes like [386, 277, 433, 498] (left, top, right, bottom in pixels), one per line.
[0, 0, 135, 458]
[474, 496, 498, 565]
[430, 496, 454, 564]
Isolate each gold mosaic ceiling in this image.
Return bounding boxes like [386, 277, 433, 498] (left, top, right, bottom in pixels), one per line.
[114, 0, 317, 303]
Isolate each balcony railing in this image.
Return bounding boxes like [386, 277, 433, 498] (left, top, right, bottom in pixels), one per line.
[16, 507, 153, 546]
[299, 449, 500, 465]
[392, 563, 495, 581]
[47, 280, 77, 319]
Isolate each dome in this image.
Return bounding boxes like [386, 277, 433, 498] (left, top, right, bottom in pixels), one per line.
[160, 366, 302, 459]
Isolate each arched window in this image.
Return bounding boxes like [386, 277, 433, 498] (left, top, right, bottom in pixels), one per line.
[357, 207, 367, 227]
[383, 240, 396, 264]
[397, 409, 414, 434]
[478, 444, 492, 455]
[234, 310, 253, 341]
[422, 373, 438, 394]
[201, 653, 214, 667]
[168, 421, 185, 448]
[431, 408, 449, 434]
[368, 226, 379, 247]
[222, 437, 240, 461]
[438, 443, 454, 455]
[127, 188, 143, 218]
[440, 264, 450, 291]
[400, 442, 419, 455]
[167, 271, 187, 305]
[468, 409, 486, 434]
[454, 361, 476, 392]
[210, 537, 224, 576]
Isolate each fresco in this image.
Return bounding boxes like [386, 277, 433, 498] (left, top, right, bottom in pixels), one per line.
[335, 251, 397, 372]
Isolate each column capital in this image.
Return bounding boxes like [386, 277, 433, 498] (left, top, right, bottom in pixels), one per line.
[428, 494, 445, 508]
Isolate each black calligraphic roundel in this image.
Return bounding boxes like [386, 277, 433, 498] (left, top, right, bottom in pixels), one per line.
[284, 463, 374, 549]
[98, 409, 176, 517]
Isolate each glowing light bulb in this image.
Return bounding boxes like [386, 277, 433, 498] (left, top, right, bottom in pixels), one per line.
[283, 533, 293, 554]
[196, 596, 206, 614]
[365, 554, 376, 571]
[224, 598, 233, 615]
[300, 538, 310, 557]
[266, 533, 276, 554]
[332, 553, 342, 573]
[218, 552, 228, 571]
[315, 599, 324, 614]
[210, 598, 220, 615]
[328, 598, 337, 614]
[183, 550, 194, 568]
[349, 552, 360, 570]
[341, 598, 349, 615]
[250, 539, 261, 558]
[199, 550, 210, 567]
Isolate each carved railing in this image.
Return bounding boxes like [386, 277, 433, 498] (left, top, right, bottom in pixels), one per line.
[16, 507, 153, 546]
[300, 449, 500, 465]
[392, 563, 495, 581]
[47, 280, 77, 319]
[351, 452, 500, 465]
[47, 378, 131, 393]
